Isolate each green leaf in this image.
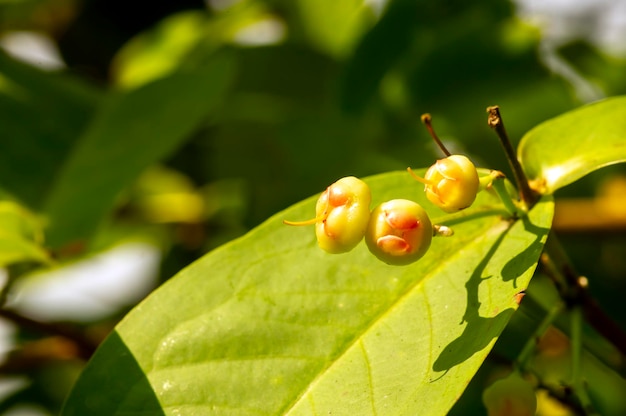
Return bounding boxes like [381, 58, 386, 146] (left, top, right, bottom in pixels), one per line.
[0, 201, 49, 266]
[0, 237, 49, 267]
[111, 11, 211, 88]
[0, 52, 100, 207]
[340, 0, 417, 113]
[43, 57, 234, 247]
[518, 95, 626, 194]
[295, 0, 375, 58]
[62, 170, 553, 416]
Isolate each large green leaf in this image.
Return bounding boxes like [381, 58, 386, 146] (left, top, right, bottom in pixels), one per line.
[518, 95, 626, 194]
[62, 170, 553, 416]
[43, 57, 234, 247]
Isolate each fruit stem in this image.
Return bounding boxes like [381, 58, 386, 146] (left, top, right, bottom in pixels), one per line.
[478, 172, 494, 191]
[489, 170, 526, 218]
[486, 106, 539, 208]
[432, 224, 454, 237]
[421, 113, 451, 157]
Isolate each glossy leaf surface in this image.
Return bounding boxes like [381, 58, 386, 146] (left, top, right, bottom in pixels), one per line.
[62, 170, 554, 416]
[518, 95, 626, 194]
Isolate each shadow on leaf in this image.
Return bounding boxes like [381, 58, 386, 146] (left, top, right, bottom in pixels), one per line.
[433, 224, 513, 373]
[433, 211, 550, 373]
[61, 331, 164, 416]
[501, 216, 550, 287]
[432, 309, 514, 372]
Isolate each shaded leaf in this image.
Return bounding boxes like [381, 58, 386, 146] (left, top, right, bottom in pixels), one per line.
[340, 0, 418, 113]
[518, 95, 626, 194]
[43, 57, 234, 247]
[62, 170, 553, 416]
[0, 52, 100, 207]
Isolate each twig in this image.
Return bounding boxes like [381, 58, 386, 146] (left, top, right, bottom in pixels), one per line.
[421, 113, 451, 157]
[542, 233, 626, 358]
[0, 308, 98, 360]
[486, 106, 539, 207]
[489, 170, 526, 218]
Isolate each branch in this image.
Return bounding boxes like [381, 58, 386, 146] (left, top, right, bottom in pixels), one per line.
[486, 106, 539, 207]
[0, 308, 99, 360]
[542, 233, 626, 359]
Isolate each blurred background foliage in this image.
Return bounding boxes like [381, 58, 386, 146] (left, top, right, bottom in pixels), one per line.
[0, 0, 625, 414]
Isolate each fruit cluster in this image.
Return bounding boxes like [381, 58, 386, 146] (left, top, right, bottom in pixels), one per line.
[285, 153, 481, 265]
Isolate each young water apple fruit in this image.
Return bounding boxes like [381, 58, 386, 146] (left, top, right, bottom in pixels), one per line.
[365, 199, 433, 265]
[284, 176, 371, 254]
